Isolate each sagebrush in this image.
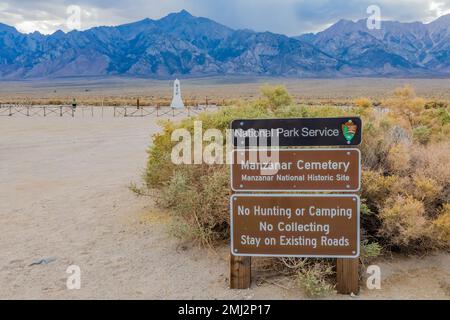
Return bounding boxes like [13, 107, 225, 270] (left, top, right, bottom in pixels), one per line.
[144, 85, 450, 295]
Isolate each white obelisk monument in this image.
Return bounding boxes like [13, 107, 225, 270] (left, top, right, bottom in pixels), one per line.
[170, 79, 184, 109]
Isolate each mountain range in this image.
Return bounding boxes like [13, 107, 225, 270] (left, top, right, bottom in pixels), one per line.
[0, 10, 449, 79]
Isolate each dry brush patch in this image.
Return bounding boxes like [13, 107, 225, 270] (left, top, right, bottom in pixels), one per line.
[142, 85, 450, 296]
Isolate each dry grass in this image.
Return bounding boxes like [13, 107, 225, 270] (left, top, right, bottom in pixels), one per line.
[1, 77, 449, 106]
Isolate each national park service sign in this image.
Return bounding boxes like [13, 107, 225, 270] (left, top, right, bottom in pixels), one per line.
[231, 117, 362, 147]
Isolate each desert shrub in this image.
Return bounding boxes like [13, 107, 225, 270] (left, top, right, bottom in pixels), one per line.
[360, 240, 382, 267]
[431, 205, 450, 247]
[294, 261, 335, 297]
[411, 107, 450, 143]
[413, 125, 432, 144]
[385, 143, 411, 174]
[360, 241, 382, 260]
[143, 85, 450, 293]
[145, 120, 178, 187]
[378, 195, 431, 249]
[412, 175, 442, 205]
[355, 97, 372, 109]
[360, 199, 373, 216]
[425, 100, 448, 109]
[394, 85, 415, 100]
[361, 170, 408, 206]
[410, 142, 450, 188]
[260, 85, 292, 110]
[385, 85, 426, 126]
[158, 165, 230, 246]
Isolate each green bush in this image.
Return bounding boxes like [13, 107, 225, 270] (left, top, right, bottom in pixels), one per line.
[413, 125, 432, 144]
[295, 262, 335, 297]
[260, 85, 293, 110]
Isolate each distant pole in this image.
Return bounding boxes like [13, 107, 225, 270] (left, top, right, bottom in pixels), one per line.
[72, 98, 77, 118]
[137, 98, 140, 109]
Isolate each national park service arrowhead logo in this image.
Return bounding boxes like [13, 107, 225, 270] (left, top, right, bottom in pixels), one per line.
[342, 120, 358, 144]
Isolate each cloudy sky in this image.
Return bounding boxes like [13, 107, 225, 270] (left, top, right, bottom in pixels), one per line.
[1, 0, 449, 35]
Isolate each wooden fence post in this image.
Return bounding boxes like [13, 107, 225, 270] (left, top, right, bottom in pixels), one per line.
[229, 254, 251, 289]
[229, 189, 251, 290]
[336, 258, 359, 295]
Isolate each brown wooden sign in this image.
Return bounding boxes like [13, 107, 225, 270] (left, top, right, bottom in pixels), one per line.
[231, 148, 360, 192]
[230, 194, 360, 258]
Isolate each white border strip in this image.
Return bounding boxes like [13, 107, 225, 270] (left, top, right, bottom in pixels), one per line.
[230, 193, 360, 259]
[230, 148, 361, 192]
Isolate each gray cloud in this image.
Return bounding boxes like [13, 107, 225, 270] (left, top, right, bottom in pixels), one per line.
[1, 0, 449, 35]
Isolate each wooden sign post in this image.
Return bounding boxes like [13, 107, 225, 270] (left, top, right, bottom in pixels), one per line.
[229, 190, 252, 290]
[229, 117, 362, 294]
[336, 258, 359, 294]
[229, 255, 251, 289]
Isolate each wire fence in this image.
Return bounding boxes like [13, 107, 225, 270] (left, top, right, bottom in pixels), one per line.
[0, 104, 220, 118]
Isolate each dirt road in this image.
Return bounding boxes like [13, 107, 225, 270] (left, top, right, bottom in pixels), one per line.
[0, 111, 448, 299]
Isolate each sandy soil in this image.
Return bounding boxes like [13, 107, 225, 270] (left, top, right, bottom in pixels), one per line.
[0, 111, 449, 299]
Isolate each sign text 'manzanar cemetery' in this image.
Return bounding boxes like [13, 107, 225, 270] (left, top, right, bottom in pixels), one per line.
[231, 149, 361, 192]
[232, 117, 362, 147]
[231, 194, 360, 258]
